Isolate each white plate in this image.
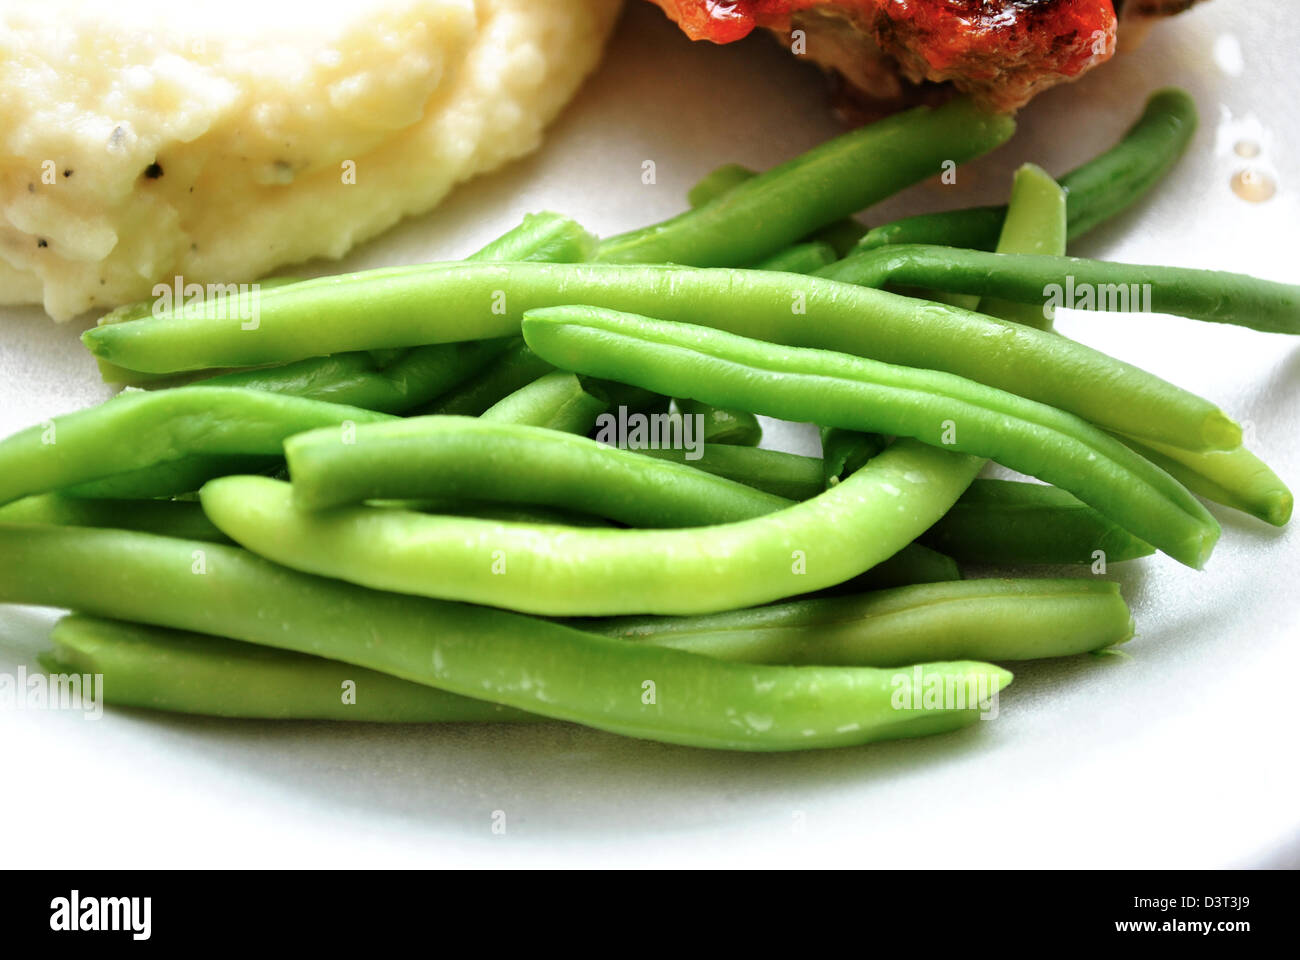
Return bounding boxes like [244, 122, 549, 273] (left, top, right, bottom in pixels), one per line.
[2, 2, 1297, 868]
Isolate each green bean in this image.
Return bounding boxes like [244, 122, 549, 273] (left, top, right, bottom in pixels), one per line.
[82, 261, 1238, 452]
[857, 88, 1199, 251]
[820, 428, 888, 487]
[597, 97, 1014, 266]
[43, 615, 535, 723]
[60, 454, 283, 500]
[285, 416, 790, 524]
[0, 493, 230, 542]
[978, 163, 1067, 330]
[200, 438, 984, 615]
[750, 242, 838, 275]
[465, 211, 597, 264]
[672, 398, 762, 446]
[588, 578, 1133, 665]
[0, 525, 1007, 750]
[920, 479, 1154, 565]
[521, 305, 1219, 568]
[819, 245, 1300, 335]
[0, 386, 393, 507]
[635, 444, 825, 500]
[479, 371, 608, 434]
[1118, 436, 1293, 527]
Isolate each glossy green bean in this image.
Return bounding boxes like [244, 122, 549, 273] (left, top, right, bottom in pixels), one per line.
[597, 98, 1014, 266]
[0, 493, 230, 542]
[285, 416, 790, 524]
[921, 479, 1154, 565]
[856, 88, 1199, 251]
[1118, 436, 1293, 527]
[589, 578, 1133, 665]
[521, 305, 1219, 568]
[201, 438, 985, 615]
[819, 245, 1300, 335]
[978, 163, 1067, 329]
[43, 615, 534, 723]
[0, 387, 393, 507]
[0, 525, 1007, 750]
[81, 261, 1238, 452]
[479, 371, 608, 433]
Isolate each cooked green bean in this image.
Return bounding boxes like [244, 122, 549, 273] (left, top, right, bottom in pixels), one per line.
[1118, 436, 1293, 527]
[0, 387, 393, 507]
[636, 444, 825, 500]
[82, 261, 1238, 453]
[0, 525, 1007, 750]
[201, 438, 985, 615]
[419, 339, 552, 416]
[978, 163, 1067, 330]
[521, 305, 1219, 568]
[0, 493, 230, 542]
[479, 371, 609, 434]
[818, 245, 1300, 335]
[286, 416, 790, 524]
[60, 454, 283, 500]
[588, 578, 1133, 665]
[672, 398, 762, 446]
[597, 97, 1014, 266]
[857, 88, 1199, 251]
[43, 615, 534, 723]
[921, 479, 1154, 565]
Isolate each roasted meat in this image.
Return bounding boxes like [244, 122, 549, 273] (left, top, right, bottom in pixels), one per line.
[649, 1, 1207, 112]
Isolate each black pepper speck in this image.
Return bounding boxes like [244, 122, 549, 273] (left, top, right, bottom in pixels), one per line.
[37, 238, 48, 248]
[143, 162, 164, 179]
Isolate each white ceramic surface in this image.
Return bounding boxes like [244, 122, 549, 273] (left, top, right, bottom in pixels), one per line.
[2, 1, 1297, 868]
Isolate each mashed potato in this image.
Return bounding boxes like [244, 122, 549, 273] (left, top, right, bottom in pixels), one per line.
[0, 0, 620, 320]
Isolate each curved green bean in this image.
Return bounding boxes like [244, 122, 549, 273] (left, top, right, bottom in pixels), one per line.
[285, 416, 790, 524]
[81, 261, 1238, 453]
[857, 88, 1199, 251]
[921, 479, 1154, 565]
[598, 97, 1013, 266]
[201, 438, 985, 615]
[1118, 436, 1293, 527]
[521, 305, 1219, 568]
[589, 578, 1133, 665]
[0, 387, 393, 507]
[818, 245, 1300, 335]
[43, 615, 534, 723]
[0, 525, 1007, 750]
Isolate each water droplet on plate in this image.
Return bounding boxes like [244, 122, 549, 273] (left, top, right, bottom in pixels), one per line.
[1231, 169, 1276, 203]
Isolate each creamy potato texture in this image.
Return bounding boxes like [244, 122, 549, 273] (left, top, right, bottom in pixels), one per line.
[0, 0, 620, 319]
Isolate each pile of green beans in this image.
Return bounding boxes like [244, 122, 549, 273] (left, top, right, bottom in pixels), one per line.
[3, 84, 1294, 756]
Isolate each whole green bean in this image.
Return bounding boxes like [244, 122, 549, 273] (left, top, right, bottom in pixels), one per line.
[1118, 436, 1293, 527]
[479, 371, 609, 434]
[0, 493, 230, 543]
[285, 416, 789, 523]
[589, 578, 1133, 665]
[200, 438, 985, 615]
[0, 387, 393, 507]
[597, 97, 1014, 266]
[978, 163, 1067, 330]
[921, 479, 1154, 565]
[521, 305, 1219, 568]
[0, 525, 1008, 750]
[818, 245, 1300, 335]
[856, 88, 1199, 251]
[81, 261, 1239, 452]
[43, 615, 534, 723]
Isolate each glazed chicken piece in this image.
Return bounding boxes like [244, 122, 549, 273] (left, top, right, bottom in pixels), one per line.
[649, 1, 1206, 112]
